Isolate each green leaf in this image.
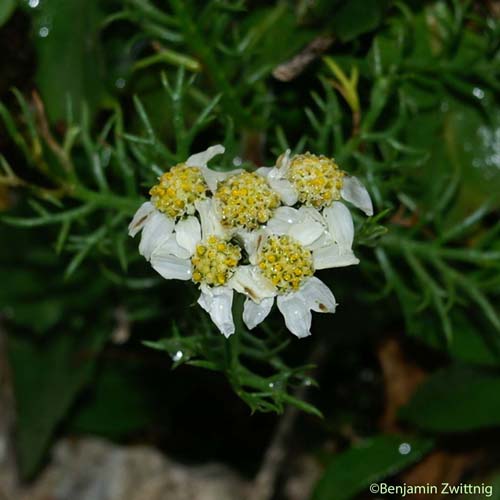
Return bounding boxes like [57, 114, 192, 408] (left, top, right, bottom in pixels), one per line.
[331, 0, 390, 42]
[0, 0, 15, 27]
[313, 435, 434, 500]
[32, 0, 108, 122]
[416, 310, 500, 367]
[6, 299, 63, 334]
[68, 362, 152, 439]
[8, 328, 109, 479]
[400, 365, 500, 432]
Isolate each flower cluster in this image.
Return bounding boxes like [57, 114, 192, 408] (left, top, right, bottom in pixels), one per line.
[129, 145, 373, 338]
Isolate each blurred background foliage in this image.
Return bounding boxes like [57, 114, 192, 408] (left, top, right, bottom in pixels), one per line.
[1, 0, 500, 498]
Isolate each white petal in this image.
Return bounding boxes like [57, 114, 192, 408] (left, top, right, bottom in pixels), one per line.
[277, 293, 312, 338]
[313, 246, 359, 269]
[175, 216, 201, 255]
[186, 144, 225, 167]
[195, 199, 227, 239]
[150, 250, 192, 281]
[299, 277, 337, 313]
[228, 265, 277, 302]
[138, 211, 175, 261]
[306, 232, 330, 251]
[288, 220, 324, 247]
[323, 202, 354, 252]
[341, 176, 373, 216]
[266, 206, 300, 235]
[276, 149, 291, 173]
[268, 177, 298, 206]
[200, 166, 234, 193]
[198, 285, 235, 337]
[128, 202, 155, 237]
[297, 206, 324, 225]
[155, 234, 191, 259]
[234, 229, 266, 264]
[243, 297, 274, 330]
[256, 166, 272, 178]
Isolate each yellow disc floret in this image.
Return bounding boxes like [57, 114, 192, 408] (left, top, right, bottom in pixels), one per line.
[149, 164, 208, 219]
[258, 235, 313, 293]
[215, 171, 280, 230]
[191, 236, 241, 287]
[287, 153, 344, 209]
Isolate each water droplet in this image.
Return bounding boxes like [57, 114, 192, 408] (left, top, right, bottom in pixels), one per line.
[39, 26, 49, 38]
[472, 88, 485, 100]
[268, 382, 275, 389]
[29, 0, 40, 8]
[115, 78, 126, 89]
[399, 442, 411, 455]
[233, 157, 242, 166]
[172, 350, 183, 362]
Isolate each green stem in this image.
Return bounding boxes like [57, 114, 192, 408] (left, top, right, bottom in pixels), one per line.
[226, 293, 245, 374]
[72, 187, 141, 214]
[134, 49, 201, 73]
[169, 0, 250, 126]
[382, 234, 500, 265]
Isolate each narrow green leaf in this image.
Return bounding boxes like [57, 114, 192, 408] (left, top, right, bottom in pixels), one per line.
[0, 203, 97, 227]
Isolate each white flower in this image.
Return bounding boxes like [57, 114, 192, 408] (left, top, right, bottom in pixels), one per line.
[242, 203, 359, 270]
[230, 266, 337, 339]
[128, 145, 227, 261]
[129, 145, 368, 340]
[228, 204, 360, 337]
[228, 217, 343, 338]
[147, 198, 242, 337]
[258, 150, 373, 216]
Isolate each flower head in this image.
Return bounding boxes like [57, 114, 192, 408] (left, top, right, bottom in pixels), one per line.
[257, 235, 313, 292]
[146, 199, 242, 337]
[128, 145, 226, 260]
[215, 171, 280, 230]
[150, 164, 208, 218]
[129, 144, 373, 339]
[191, 235, 241, 286]
[228, 206, 356, 337]
[261, 150, 374, 216]
[287, 152, 344, 209]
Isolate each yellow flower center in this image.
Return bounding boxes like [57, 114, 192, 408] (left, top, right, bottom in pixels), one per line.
[149, 164, 208, 219]
[191, 236, 241, 286]
[215, 171, 280, 230]
[257, 235, 313, 293]
[287, 153, 344, 209]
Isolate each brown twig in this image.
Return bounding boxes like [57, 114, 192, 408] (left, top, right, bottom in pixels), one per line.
[32, 90, 73, 173]
[273, 35, 335, 82]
